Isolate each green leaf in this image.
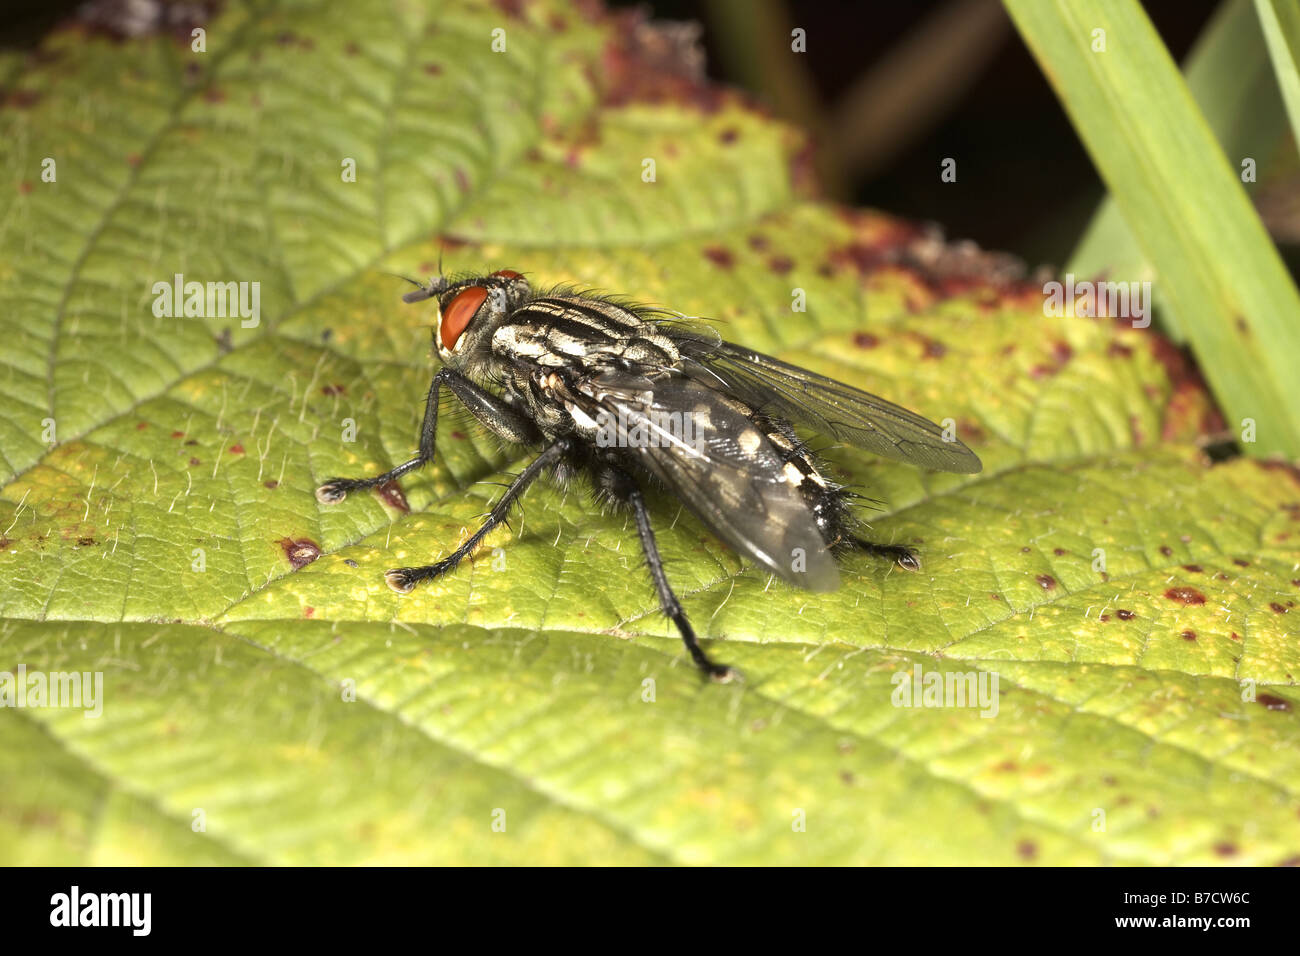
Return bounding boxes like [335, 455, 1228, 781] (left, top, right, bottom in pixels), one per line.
[1005, 0, 1300, 458]
[2, 0, 1298, 865]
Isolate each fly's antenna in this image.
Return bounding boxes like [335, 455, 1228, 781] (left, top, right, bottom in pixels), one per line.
[385, 271, 424, 288]
[383, 271, 445, 304]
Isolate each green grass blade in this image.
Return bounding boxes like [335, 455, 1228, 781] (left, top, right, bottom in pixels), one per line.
[1069, 0, 1293, 344]
[1005, 0, 1300, 457]
[1255, 0, 1300, 136]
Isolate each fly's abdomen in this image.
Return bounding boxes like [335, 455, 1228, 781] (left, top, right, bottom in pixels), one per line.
[762, 419, 854, 547]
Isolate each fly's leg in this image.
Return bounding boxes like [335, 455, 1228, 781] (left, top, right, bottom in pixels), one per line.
[316, 368, 541, 503]
[385, 439, 569, 593]
[616, 473, 736, 682]
[851, 536, 921, 572]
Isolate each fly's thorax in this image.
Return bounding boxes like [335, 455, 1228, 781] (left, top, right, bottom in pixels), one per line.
[490, 295, 681, 371]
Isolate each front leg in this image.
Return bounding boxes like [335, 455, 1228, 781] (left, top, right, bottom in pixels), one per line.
[316, 368, 540, 504]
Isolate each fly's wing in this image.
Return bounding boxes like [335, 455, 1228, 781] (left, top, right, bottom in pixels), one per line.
[673, 337, 983, 474]
[577, 372, 840, 592]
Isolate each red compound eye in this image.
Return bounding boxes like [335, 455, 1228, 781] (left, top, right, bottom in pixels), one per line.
[441, 286, 487, 350]
[491, 269, 523, 280]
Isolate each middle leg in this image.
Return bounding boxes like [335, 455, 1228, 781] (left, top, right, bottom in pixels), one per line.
[385, 438, 570, 592]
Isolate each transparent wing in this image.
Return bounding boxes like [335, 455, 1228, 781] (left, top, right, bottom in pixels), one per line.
[674, 338, 983, 474]
[577, 372, 840, 592]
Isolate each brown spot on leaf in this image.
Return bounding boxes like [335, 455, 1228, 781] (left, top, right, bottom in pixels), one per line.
[229, 444, 244, 454]
[1036, 574, 1056, 591]
[920, 336, 947, 359]
[321, 384, 346, 396]
[264, 480, 278, 489]
[493, 0, 526, 18]
[853, 332, 879, 349]
[3, 89, 42, 109]
[1016, 840, 1037, 861]
[1181, 630, 1197, 641]
[703, 246, 734, 269]
[1182, 564, 1202, 573]
[1258, 693, 1291, 711]
[768, 255, 793, 275]
[376, 480, 409, 513]
[1116, 609, 1135, 620]
[1271, 602, 1290, 614]
[1165, 587, 1206, 605]
[279, 538, 321, 570]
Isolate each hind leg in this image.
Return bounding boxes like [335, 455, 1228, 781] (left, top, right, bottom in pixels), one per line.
[851, 536, 921, 572]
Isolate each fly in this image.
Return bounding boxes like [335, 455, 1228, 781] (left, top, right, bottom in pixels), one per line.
[316, 270, 982, 680]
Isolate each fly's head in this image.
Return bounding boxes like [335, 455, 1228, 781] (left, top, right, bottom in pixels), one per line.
[403, 269, 531, 371]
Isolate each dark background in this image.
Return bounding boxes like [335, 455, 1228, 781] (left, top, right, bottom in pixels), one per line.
[615, 0, 1222, 269]
[2, 0, 1228, 270]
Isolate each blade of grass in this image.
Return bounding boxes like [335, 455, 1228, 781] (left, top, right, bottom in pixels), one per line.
[1255, 0, 1300, 136]
[1004, 0, 1300, 457]
[1069, 0, 1293, 344]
